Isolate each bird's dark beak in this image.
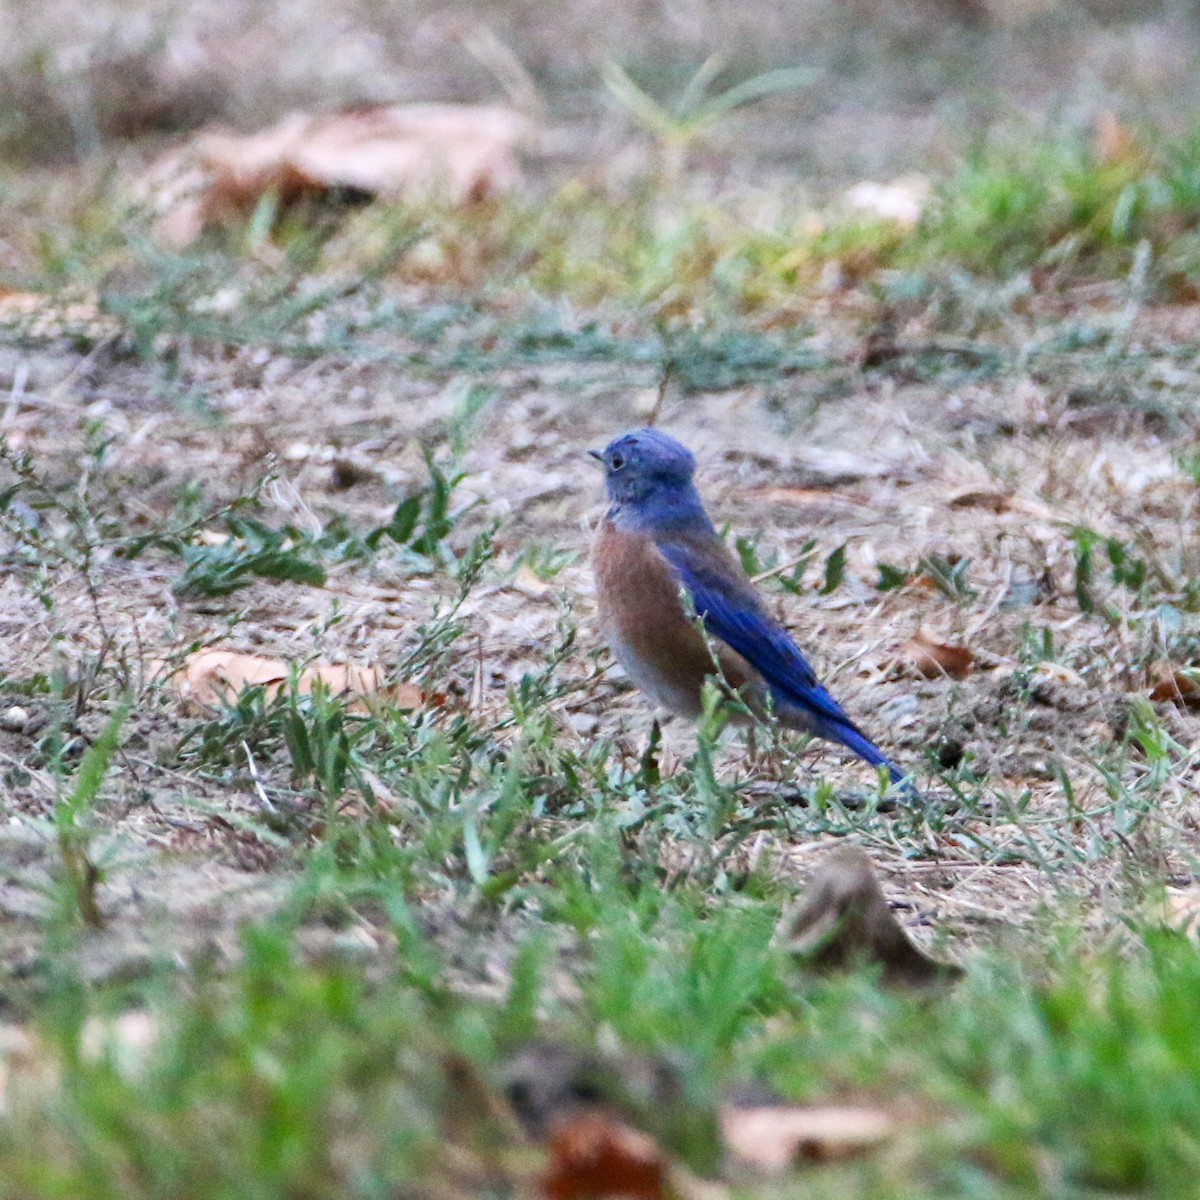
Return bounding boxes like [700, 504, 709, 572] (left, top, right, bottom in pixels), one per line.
[587, 449, 605, 465]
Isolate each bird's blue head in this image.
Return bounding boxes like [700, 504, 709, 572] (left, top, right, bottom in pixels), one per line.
[589, 429, 709, 530]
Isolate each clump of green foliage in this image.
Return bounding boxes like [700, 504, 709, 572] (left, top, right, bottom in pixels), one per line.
[911, 124, 1200, 279]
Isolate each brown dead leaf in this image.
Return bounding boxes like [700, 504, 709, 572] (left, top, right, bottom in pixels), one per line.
[720, 1104, 896, 1172]
[782, 846, 961, 988]
[899, 631, 975, 680]
[745, 486, 862, 511]
[948, 489, 1012, 513]
[540, 1112, 668, 1200]
[168, 649, 422, 713]
[947, 490, 1054, 519]
[145, 104, 531, 245]
[1148, 662, 1200, 706]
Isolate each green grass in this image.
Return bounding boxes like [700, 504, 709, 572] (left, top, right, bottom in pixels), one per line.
[3, 853, 1200, 1197]
[909, 125, 1200, 282]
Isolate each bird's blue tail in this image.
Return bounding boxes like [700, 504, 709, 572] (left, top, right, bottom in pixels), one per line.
[824, 720, 913, 793]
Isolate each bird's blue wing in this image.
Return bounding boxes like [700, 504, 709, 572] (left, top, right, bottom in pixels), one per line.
[657, 535, 902, 781]
[656, 537, 849, 725]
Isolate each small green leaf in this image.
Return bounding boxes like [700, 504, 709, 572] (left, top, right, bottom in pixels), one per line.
[917, 554, 974, 602]
[1072, 527, 1099, 614]
[820, 544, 847, 595]
[876, 562, 910, 591]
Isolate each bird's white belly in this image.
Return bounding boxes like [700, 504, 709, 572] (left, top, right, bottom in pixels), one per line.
[605, 628, 704, 717]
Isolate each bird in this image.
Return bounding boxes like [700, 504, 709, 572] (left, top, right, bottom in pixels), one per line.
[589, 428, 908, 789]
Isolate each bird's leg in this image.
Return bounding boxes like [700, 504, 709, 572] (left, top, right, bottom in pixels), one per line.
[766, 726, 790, 778]
[745, 723, 761, 771]
[744, 720, 786, 779]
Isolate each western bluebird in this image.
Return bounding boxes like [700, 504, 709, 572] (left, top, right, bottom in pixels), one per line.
[589, 429, 907, 788]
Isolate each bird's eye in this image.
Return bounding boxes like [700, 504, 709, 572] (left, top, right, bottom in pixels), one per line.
[610, 452, 625, 471]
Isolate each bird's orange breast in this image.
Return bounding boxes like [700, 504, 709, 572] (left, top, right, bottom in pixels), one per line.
[591, 519, 760, 714]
